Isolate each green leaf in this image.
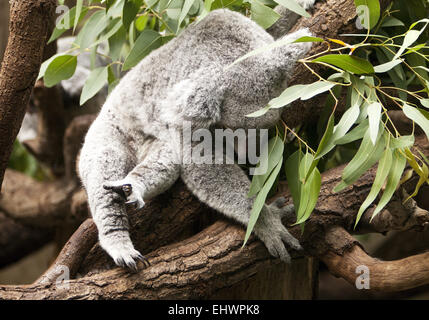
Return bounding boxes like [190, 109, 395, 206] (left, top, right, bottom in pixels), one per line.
[250, 0, 280, 29]
[248, 136, 284, 197]
[80, 67, 108, 105]
[293, 36, 324, 43]
[246, 105, 271, 118]
[227, 36, 296, 69]
[295, 153, 321, 224]
[123, 0, 143, 30]
[268, 84, 307, 108]
[333, 101, 361, 142]
[394, 24, 428, 60]
[38, 53, 63, 80]
[355, 147, 392, 227]
[74, 0, 84, 33]
[381, 16, 404, 27]
[273, 0, 310, 18]
[367, 102, 381, 145]
[420, 99, 429, 109]
[285, 150, 303, 209]
[313, 54, 374, 75]
[243, 159, 283, 246]
[371, 150, 406, 219]
[44, 55, 77, 88]
[178, 0, 196, 28]
[300, 81, 336, 100]
[335, 128, 386, 192]
[403, 104, 429, 142]
[335, 118, 368, 145]
[75, 10, 109, 50]
[373, 59, 402, 73]
[316, 102, 360, 160]
[135, 14, 149, 31]
[390, 135, 414, 149]
[314, 111, 336, 160]
[48, 6, 89, 43]
[123, 29, 162, 70]
[354, 0, 380, 29]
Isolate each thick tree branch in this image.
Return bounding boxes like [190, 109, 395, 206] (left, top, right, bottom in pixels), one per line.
[0, 211, 53, 268]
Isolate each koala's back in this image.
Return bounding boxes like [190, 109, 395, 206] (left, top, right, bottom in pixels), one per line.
[100, 9, 275, 135]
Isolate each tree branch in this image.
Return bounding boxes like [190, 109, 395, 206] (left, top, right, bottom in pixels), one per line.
[0, 0, 56, 189]
[321, 227, 429, 292]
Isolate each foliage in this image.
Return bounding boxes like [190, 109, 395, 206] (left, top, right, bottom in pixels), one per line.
[36, 0, 429, 243]
[8, 141, 48, 181]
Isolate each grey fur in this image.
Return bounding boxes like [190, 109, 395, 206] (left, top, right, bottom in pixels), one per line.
[79, 4, 315, 270]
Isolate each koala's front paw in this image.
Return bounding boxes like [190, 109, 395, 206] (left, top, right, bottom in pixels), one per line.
[100, 237, 150, 271]
[253, 204, 302, 264]
[103, 179, 145, 210]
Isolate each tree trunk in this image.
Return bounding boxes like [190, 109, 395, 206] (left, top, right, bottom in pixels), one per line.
[0, 0, 56, 190]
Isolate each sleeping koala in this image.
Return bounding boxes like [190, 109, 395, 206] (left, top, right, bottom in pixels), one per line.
[79, 3, 315, 270]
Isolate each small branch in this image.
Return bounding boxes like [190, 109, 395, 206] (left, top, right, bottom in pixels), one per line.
[36, 219, 98, 284]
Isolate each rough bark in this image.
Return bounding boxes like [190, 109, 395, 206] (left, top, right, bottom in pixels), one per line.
[0, 0, 56, 189]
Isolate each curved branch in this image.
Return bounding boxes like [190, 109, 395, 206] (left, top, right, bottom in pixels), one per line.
[321, 227, 429, 292]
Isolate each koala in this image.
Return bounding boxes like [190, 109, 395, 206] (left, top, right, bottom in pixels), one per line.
[79, 3, 315, 270]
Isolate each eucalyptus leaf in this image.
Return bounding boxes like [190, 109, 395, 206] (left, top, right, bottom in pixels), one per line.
[371, 150, 406, 219]
[367, 102, 381, 145]
[248, 136, 284, 197]
[313, 54, 374, 75]
[80, 67, 108, 105]
[273, 0, 310, 18]
[243, 159, 283, 246]
[403, 104, 429, 142]
[44, 55, 77, 88]
[250, 0, 280, 29]
[123, 29, 162, 70]
[355, 147, 392, 227]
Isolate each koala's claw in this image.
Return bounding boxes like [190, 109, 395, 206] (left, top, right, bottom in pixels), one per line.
[254, 206, 302, 264]
[104, 242, 150, 271]
[103, 180, 145, 210]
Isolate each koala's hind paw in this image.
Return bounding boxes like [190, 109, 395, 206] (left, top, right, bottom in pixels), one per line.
[254, 205, 303, 263]
[103, 179, 145, 210]
[112, 246, 150, 271]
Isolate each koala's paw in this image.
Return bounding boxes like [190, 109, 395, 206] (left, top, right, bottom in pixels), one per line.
[101, 238, 150, 271]
[253, 205, 302, 264]
[103, 179, 145, 210]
